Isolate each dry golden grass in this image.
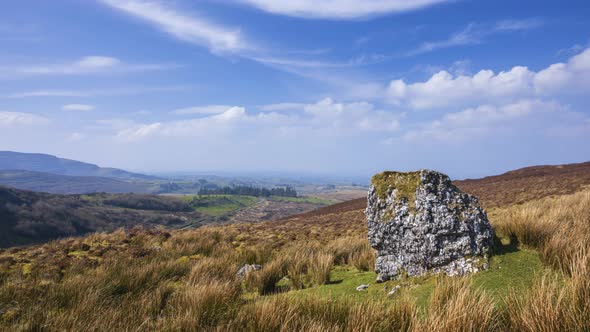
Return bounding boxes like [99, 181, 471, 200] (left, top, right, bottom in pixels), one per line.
[493, 190, 590, 273]
[0, 189, 589, 331]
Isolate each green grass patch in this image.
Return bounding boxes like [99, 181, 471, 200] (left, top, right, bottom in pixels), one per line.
[184, 195, 259, 216]
[285, 244, 546, 309]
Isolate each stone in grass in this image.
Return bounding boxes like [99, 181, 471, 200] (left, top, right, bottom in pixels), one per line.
[356, 284, 369, 291]
[387, 285, 401, 296]
[237, 264, 262, 277]
[367, 170, 495, 282]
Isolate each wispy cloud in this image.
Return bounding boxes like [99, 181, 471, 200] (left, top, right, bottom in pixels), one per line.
[0, 55, 176, 78]
[0, 111, 49, 127]
[5, 85, 191, 99]
[62, 104, 95, 112]
[233, 0, 451, 19]
[410, 18, 544, 55]
[173, 105, 240, 115]
[99, 0, 248, 54]
[97, 0, 379, 74]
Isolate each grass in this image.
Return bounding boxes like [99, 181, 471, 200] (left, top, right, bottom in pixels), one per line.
[0, 190, 588, 331]
[184, 194, 259, 216]
[289, 244, 544, 309]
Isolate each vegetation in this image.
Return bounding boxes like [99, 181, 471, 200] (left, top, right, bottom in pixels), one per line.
[185, 195, 260, 216]
[0, 185, 588, 331]
[199, 185, 297, 197]
[0, 187, 208, 248]
[370, 171, 421, 207]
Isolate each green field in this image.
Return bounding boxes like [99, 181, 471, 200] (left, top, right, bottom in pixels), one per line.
[183, 195, 260, 216]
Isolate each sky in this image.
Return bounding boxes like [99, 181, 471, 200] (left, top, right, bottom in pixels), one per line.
[1, 0, 589, 179]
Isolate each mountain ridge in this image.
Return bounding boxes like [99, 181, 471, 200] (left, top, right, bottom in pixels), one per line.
[0, 151, 156, 180]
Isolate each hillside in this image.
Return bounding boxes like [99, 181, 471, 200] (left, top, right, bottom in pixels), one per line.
[0, 170, 155, 194]
[0, 151, 156, 180]
[454, 161, 590, 207]
[0, 180, 588, 330]
[0, 186, 211, 248]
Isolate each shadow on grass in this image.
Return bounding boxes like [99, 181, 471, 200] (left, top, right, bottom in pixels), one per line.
[327, 279, 344, 285]
[492, 235, 519, 257]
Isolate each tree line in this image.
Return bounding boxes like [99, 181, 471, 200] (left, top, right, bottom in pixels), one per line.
[198, 185, 297, 197]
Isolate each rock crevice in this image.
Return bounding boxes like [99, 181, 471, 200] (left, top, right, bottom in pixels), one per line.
[366, 169, 494, 282]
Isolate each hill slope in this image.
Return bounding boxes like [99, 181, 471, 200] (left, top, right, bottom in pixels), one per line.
[454, 161, 590, 207]
[0, 186, 210, 248]
[0, 170, 155, 194]
[0, 151, 156, 180]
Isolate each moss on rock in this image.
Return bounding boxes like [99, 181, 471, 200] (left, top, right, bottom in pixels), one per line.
[371, 171, 422, 207]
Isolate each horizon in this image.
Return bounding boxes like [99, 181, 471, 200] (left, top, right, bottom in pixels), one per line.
[1, 1, 589, 179]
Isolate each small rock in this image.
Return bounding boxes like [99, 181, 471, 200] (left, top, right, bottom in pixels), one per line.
[387, 285, 401, 296]
[237, 264, 262, 277]
[356, 284, 369, 291]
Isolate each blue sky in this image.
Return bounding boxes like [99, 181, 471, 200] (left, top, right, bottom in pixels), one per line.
[1, 0, 589, 179]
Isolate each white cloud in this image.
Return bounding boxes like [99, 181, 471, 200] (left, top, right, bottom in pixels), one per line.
[388, 47, 590, 109]
[402, 99, 579, 142]
[62, 104, 95, 112]
[99, 0, 247, 53]
[0, 111, 49, 127]
[173, 105, 239, 115]
[117, 98, 401, 141]
[234, 0, 450, 19]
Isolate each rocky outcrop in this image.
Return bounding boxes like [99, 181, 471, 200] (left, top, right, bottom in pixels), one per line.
[366, 170, 494, 282]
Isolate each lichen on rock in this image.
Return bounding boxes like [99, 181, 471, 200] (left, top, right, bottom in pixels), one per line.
[366, 169, 495, 282]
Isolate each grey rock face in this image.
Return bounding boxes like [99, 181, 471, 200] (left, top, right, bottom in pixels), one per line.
[366, 170, 494, 282]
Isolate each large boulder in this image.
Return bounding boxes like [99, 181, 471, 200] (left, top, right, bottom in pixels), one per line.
[366, 170, 495, 282]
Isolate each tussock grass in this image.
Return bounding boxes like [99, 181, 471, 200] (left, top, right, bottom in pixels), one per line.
[0, 190, 589, 331]
[494, 190, 590, 273]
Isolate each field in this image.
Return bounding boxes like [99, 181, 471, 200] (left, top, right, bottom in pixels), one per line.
[1, 162, 590, 331]
[180, 194, 334, 223]
[0, 183, 589, 330]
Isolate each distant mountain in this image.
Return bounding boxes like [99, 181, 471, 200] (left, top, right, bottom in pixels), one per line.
[0, 170, 155, 194]
[0, 186, 209, 248]
[0, 151, 156, 180]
